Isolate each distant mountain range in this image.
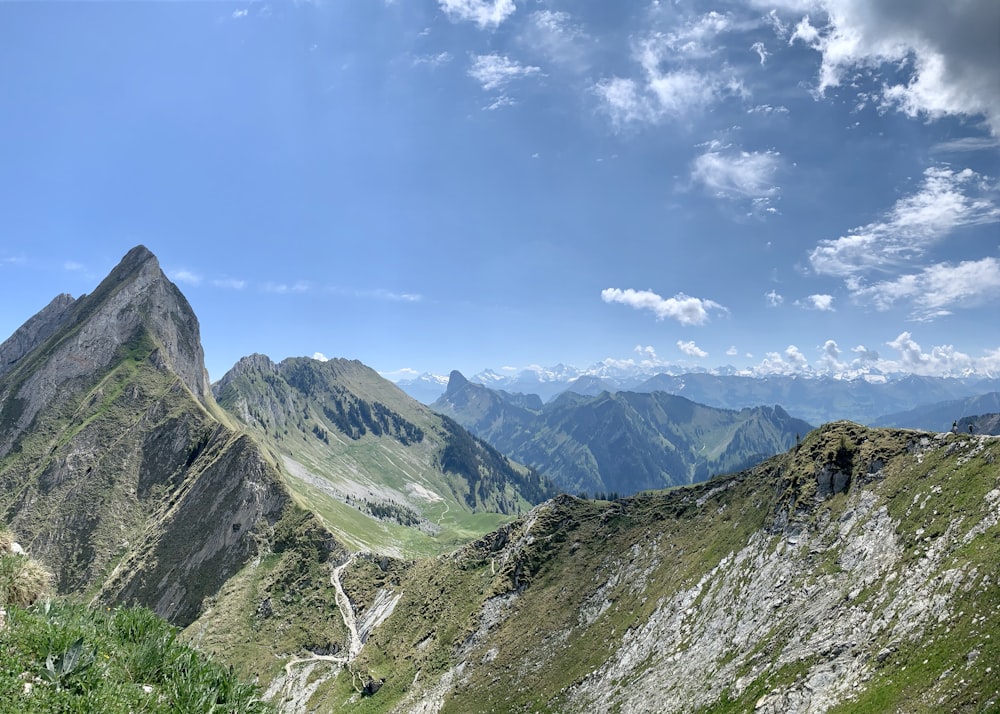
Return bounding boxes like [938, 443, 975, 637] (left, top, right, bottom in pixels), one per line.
[399, 365, 1000, 425]
[875, 392, 1000, 432]
[432, 371, 813, 495]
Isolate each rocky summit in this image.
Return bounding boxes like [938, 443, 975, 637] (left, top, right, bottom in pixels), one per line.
[2, 247, 999, 713]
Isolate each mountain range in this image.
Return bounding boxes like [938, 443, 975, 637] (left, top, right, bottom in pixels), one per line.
[397, 365, 1000, 426]
[432, 370, 813, 495]
[2, 246, 999, 712]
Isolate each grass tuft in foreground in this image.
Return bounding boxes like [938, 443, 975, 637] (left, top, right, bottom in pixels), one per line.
[0, 600, 272, 713]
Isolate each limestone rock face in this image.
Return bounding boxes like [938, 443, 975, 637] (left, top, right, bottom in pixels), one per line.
[0, 293, 76, 379]
[0, 246, 289, 626]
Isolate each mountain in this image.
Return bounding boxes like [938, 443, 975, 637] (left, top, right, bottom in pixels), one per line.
[204, 422, 1000, 713]
[391, 371, 450, 404]
[0, 246, 296, 626]
[433, 372, 813, 495]
[875, 391, 1000, 431]
[213, 357, 552, 557]
[397, 363, 1000, 423]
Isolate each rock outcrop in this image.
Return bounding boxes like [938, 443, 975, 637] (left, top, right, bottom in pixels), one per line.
[0, 246, 290, 625]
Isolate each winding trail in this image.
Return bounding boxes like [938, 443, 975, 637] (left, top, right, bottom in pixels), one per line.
[277, 554, 360, 680]
[332, 555, 362, 659]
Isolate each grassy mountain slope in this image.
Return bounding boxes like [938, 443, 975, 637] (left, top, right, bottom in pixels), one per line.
[214, 355, 552, 558]
[433, 372, 812, 495]
[228, 422, 1000, 713]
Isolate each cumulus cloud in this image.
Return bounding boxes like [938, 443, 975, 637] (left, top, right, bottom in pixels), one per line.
[439, 0, 516, 30]
[691, 144, 781, 206]
[765, 289, 784, 307]
[754, 345, 810, 375]
[881, 332, 975, 376]
[601, 288, 727, 325]
[803, 294, 834, 311]
[677, 340, 708, 358]
[762, 0, 1000, 134]
[726, 345, 739, 356]
[313, 352, 329, 362]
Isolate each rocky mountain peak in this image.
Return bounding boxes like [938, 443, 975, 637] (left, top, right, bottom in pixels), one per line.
[0, 247, 211, 451]
[0, 292, 76, 379]
[445, 369, 470, 395]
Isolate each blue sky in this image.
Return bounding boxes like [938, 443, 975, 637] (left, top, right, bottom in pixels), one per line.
[1, 0, 998, 383]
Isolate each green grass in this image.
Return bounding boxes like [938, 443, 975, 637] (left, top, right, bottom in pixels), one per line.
[0, 601, 271, 713]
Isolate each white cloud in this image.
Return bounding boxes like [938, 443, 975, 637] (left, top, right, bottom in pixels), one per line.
[412, 52, 453, 69]
[313, 352, 329, 362]
[170, 269, 202, 286]
[765, 289, 784, 307]
[726, 346, 739, 356]
[601, 288, 727, 325]
[677, 340, 708, 358]
[521, 10, 590, 69]
[754, 345, 809, 375]
[231, 9, 248, 20]
[804, 294, 834, 311]
[264, 281, 310, 294]
[882, 332, 974, 377]
[691, 146, 781, 205]
[766, 0, 1000, 134]
[212, 278, 246, 290]
[751, 41, 769, 65]
[634, 344, 658, 360]
[594, 16, 748, 127]
[439, 0, 516, 30]
[810, 166, 1000, 279]
[854, 257, 1000, 319]
[468, 54, 541, 91]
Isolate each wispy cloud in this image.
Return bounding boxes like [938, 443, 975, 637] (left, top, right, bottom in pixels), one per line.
[212, 278, 246, 290]
[468, 54, 541, 91]
[765, 289, 784, 307]
[521, 10, 590, 70]
[412, 52, 453, 69]
[439, 0, 516, 30]
[593, 11, 749, 127]
[691, 143, 781, 211]
[601, 288, 727, 325]
[853, 257, 1000, 319]
[170, 269, 202, 286]
[810, 166, 999, 276]
[264, 281, 310, 294]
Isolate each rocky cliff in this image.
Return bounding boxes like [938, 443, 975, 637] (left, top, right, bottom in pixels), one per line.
[0, 246, 293, 626]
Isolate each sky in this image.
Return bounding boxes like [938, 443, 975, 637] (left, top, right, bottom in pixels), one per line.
[1, 0, 999, 383]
